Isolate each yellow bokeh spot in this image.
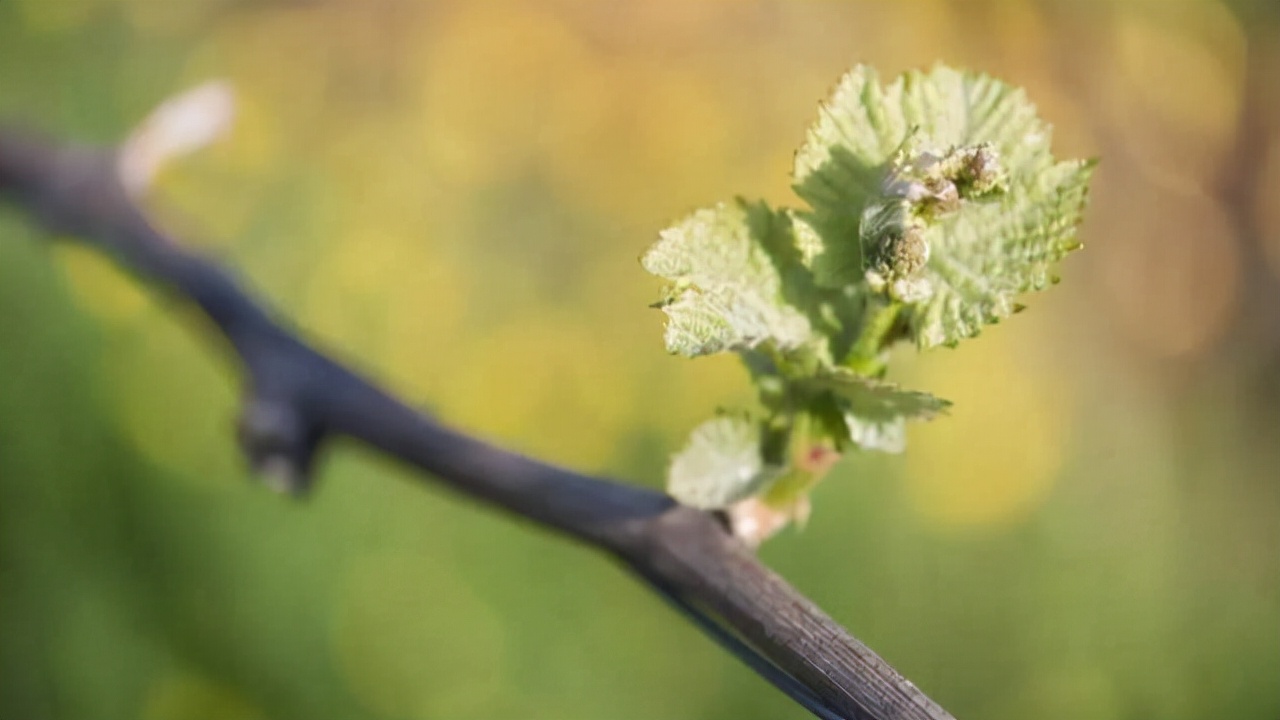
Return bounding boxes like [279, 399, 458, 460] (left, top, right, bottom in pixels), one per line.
[143, 671, 265, 720]
[298, 222, 463, 384]
[321, 116, 438, 237]
[547, 58, 741, 219]
[434, 313, 638, 470]
[904, 335, 1071, 528]
[379, 255, 467, 402]
[148, 164, 258, 248]
[414, 1, 594, 187]
[332, 554, 505, 720]
[54, 244, 152, 323]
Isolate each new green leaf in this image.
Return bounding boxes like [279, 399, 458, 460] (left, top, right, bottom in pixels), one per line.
[803, 369, 950, 453]
[793, 64, 1094, 348]
[641, 200, 817, 358]
[667, 415, 783, 509]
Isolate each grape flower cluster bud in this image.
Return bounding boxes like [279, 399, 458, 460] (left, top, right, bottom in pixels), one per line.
[863, 141, 1008, 302]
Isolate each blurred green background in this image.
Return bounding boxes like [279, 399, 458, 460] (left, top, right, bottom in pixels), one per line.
[2, 1, 1279, 718]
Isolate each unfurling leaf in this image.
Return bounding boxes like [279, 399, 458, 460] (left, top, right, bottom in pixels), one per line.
[641, 201, 816, 358]
[667, 415, 783, 509]
[802, 369, 950, 453]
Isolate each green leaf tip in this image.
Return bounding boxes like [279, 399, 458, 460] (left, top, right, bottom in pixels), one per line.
[644, 62, 1094, 541]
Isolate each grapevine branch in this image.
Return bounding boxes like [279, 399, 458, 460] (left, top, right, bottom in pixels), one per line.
[0, 89, 954, 720]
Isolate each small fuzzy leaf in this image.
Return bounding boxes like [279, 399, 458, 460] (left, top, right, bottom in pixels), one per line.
[642, 200, 816, 357]
[667, 416, 783, 509]
[805, 369, 949, 453]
